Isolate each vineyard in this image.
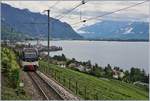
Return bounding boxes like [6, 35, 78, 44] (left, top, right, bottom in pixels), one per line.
[39, 60, 148, 100]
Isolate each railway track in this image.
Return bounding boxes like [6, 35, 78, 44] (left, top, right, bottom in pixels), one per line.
[28, 72, 63, 100]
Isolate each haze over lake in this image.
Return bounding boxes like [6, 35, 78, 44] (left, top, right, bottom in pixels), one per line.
[31, 40, 149, 72]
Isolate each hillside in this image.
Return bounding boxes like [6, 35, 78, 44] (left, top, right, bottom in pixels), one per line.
[1, 3, 83, 40]
[1, 21, 29, 41]
[39, 60, 148, 100]
[79, 20, 149, 41]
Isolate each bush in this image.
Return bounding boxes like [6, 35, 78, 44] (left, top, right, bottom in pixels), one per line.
[9, 69, 19, 88]
[1, 47, 20, 88]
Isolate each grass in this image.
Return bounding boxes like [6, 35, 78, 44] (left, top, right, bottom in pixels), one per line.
[39, 60, 149, 100]
[1, 47, 31, 100]
[1, 81, 31, 100]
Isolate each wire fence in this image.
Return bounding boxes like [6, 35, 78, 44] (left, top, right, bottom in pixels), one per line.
[38, 64, 101, 100]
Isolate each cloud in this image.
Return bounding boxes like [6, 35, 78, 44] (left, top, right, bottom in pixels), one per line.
[2, 0, 149, 31]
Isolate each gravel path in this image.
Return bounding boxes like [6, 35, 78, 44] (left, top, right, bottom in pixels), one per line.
[20, 70, 43, 100]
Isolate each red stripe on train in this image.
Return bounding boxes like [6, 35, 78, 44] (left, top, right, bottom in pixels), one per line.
[28, 65, 34, 70]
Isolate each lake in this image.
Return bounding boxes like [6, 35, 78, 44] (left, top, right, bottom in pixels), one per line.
[31, 40, 149, 72]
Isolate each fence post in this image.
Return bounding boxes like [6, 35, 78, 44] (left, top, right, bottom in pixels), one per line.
[53, 69, 55, 77]
[46, 67, 47, 73]
[45, 67, 46, 73]
[54, 70, 57, 79]
[48, 67, 50, 75]
[51, 69, 53, 77]
[69, 78, 71, 89]
[57, 71, 60, 81]
[43, 66, 45, 72]
[63, 76, 66, 86]
[84, 86, 87, 99]
[43, 66, 44, 72]
[75, 81, 78, 95]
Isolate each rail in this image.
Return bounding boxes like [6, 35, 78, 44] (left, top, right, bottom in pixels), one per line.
[28, 72, 63, 100]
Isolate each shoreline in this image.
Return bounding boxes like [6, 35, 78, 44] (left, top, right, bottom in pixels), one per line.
[15, 39, 149, 42]
[49, 53, 149, 75]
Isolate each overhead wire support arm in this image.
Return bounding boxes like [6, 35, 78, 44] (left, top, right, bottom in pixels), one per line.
[55, 0, 87, 20]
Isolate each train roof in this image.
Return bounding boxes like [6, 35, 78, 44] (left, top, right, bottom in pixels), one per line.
[23, 48, 38, 52]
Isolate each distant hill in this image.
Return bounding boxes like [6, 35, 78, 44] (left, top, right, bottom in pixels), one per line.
[1, 3, 83, 40]
[79, 20, 149, 41]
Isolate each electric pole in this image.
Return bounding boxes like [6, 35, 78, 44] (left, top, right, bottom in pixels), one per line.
[44, 10, 50, 57]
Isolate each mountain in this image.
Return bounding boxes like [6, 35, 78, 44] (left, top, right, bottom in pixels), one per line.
[79, 20, 149, 41]
[1, 20, 29, 41]
[1, 3, 83, 40]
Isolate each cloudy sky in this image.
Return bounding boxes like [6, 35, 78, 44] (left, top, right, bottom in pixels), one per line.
[2, 0, 150, 30]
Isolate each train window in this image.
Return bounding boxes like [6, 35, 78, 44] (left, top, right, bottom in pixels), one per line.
[24, 52, 37, 58]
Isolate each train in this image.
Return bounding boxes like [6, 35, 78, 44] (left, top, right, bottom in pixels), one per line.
[21, 47, 39, 71]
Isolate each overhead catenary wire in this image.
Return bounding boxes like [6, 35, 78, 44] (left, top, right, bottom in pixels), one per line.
[18, 22, 47, 24]
[13, 1, 61, 25]
[11, 0, 87, 25]
[49, 0, 60, 10]
[71, 0, 148, 26]
[55, 0, 88, 20]
[8, 1, 148, 29]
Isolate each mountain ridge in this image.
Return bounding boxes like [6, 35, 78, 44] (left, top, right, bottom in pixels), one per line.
[1, 3, 83, 40]
[78, 20, 149, 41]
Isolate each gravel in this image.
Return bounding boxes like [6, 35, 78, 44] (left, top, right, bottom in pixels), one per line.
[20, 70, 43, 100]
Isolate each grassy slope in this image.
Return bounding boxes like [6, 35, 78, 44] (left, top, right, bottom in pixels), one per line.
[1, 48, 30, 100]
[39, 60, 149, 100]
[1, 76, 30, 100]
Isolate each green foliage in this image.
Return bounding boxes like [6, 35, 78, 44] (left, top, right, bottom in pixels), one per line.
[1, 76, 30, 100]
[9, 69, 20, 88]
[1, 86, 30, 100]
[1, 47, 20, 88]
[1, 47, 30, 100]
[39, 60, 148, 100]
[90, 64, 104, 77]
[104, 64, 113, 78]
[53, 54, 67, 61]
[51, 54, 149, 84]
[130, 67, 148, 83]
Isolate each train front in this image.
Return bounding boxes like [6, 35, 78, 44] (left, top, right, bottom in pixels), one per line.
[21, 48, 39, 71]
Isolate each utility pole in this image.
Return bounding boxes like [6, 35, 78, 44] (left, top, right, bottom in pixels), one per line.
[47, 10, 50, 57]
[44, 10, 50, 57]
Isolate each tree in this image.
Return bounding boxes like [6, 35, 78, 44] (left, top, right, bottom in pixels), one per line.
[61, 54, 66, 61]
[130, 67, 143, 82]
[140, 69, 149, 83]
[114, 66, 120, 71]
[71, 58, 76, 62]
[104, 64, 112, 78]
[123, 70, 130, 83]
[86, 60, 92, 67]
[53, 54, 66, 61]
[66, 60, 72, 66]
[90, 63, 104, 77]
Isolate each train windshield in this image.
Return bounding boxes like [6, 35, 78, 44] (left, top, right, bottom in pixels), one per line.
[22, 48, 38, 61]
[24, 52, 37, 59]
